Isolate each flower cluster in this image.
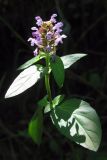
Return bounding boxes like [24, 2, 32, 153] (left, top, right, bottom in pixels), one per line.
[28, 14, 67, 56]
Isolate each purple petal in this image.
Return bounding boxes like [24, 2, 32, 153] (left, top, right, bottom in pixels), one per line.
[32, 31, 37, 37]
[33, 48, 38, 56]
[28, 37, 42, 47]
[36, 20, 43, 26]
[55, 34, 67, 46]
[51, 14, 57, 17]
[35, 16, 43, 26]
[28, 38, 36, 46]
[35, 16, 41, 20]
[44, 45, 51, 52]
[55, 37, 62, 46]
[50, 14, 57, 23]
[61, 34, 67, 38]
[36, 39, 42, 46]
[53, 22, 63, 30]
[32, 30, 41, 38]
[46, 31, 53, 40]
[31, 27, 38, 30]
[55, 29, 63, 35]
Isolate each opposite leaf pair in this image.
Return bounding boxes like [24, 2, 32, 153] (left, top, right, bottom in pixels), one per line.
[5, 53, 102, 152]
[5, 53, 86, 98]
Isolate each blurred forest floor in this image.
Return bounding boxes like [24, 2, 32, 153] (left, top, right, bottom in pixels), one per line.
[0, 0, 107, 159]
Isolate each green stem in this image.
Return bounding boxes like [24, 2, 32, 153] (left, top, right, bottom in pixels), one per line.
[45, 53, 53, 109]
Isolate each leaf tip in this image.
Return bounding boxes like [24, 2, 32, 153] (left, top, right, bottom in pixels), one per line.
[4, 92, 9, 99]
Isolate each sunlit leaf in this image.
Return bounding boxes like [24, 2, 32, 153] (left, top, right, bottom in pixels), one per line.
[61, 53, 87, 69]
[28, 109, 43, 145]
[50, 99, 102, 151]
[44, 94, 65, 113]
[38, 95, 65, 114]
[5, 65, 44, 98]
[50, 56, 65, 87]
[18, 51, 45, 70]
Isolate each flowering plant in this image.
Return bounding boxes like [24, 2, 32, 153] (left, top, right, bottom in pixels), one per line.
[5, 14, 102, 151]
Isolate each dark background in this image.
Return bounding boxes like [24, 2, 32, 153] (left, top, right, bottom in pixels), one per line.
[0, 0, 107, 159]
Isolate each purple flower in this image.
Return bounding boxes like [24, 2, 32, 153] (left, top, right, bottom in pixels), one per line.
[50, 14, 57, 23]
[55, 34, 67, 46]
[35, 16, 43, 26]
[28, 37, 42, 47]
[28, 14, 67, 55]
[31, 30, 42, 46]
[44, 45, 51, 52]
[32, 30, 41, 38]
[53, 22, 63, 30]
[31, 27, 38, 30]
[36, 39, 42, 46]
[33, 48, 38, 56]
[32, 31, 37, 37]
[28, 38, 36, 46]
[55, 29, 63, 34]
[46, 31, 53, 40]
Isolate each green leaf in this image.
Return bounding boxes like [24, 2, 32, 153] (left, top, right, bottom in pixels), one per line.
[28, 109, 43, 145]
[44, 94, 65, 113]
[50, 56, 65, 87]
[50, 98, 102, 151]
[18, 51, 45, 70]
[5, 65, 44, 98]
[61, 53, 87, 69]
[38, 95, 48, 107]
[53, 94, 65, 106]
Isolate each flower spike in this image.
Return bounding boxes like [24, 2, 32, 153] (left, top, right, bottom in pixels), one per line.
[28, 14, 67, 56]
